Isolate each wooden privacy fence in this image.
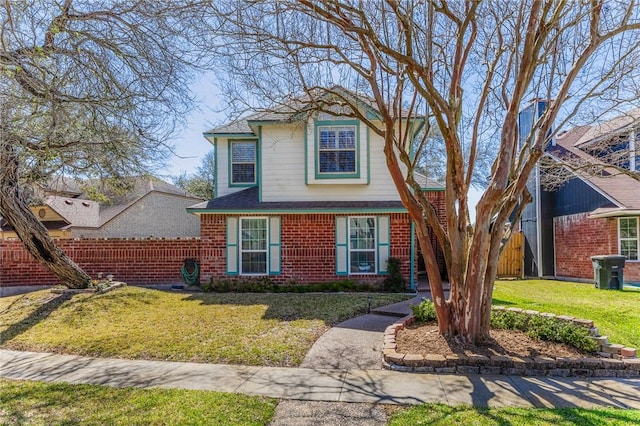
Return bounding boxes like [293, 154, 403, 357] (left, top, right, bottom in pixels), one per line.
[497, 231, 524, 278]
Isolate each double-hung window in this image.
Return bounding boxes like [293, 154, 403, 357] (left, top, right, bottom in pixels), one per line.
[227, 216, 281, 276]
[231, 141, 256, 185]
[619, 217, 639, 261]
[240, 218, 268, 274]
[349, 217, 376, 274]
[336, 216, 392, 275]
[317, 126, 357, 175]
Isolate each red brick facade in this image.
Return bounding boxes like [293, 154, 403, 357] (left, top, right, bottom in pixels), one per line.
[554, 213, 640, 283]
[0, 238, 200, 287]
[198, 212, 415, 285]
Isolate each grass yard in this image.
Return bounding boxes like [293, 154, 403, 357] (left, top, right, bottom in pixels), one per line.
[0, 286, 409, 366]
[0, 379, 276, 426]
[388, 403, 640, 426]
[493, 279, 640, 349]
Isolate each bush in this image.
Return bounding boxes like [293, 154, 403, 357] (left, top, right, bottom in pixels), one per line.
[200, 278, 375, 293]
[411, 299, 437, 323]
[383, 257, 407, 292]
[491, 309, 598, 353]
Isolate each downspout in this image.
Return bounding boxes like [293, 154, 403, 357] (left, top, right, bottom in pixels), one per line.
[535, 164, 543, 277]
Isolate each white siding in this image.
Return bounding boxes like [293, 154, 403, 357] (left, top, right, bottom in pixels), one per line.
[260, 121, 403, 202]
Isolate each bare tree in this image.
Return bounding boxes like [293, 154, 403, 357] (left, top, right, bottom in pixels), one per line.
[0, 0, 214, 288]
[210, 0, 640, 343]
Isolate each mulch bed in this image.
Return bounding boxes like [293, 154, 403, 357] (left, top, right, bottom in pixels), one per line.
[396, 323, 588, 359]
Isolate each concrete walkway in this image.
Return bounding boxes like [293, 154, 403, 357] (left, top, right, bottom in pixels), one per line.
[3, 348, 640, 409]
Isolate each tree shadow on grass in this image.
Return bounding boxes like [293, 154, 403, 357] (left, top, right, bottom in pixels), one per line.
[0, 293, 72, 344]
[181, 292, 404, 326]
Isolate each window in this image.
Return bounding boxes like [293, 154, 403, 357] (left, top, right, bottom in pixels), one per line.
[231, 141, 256, 185]
[349, 217, 376, 274]
[240, 218, 267, 274]
[619, 217, 639, 261]
[226, 217, 281, 276]
[318, 126, 356, 174]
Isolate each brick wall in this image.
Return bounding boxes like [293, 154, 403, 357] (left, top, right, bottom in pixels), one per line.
[0, 238, 200, 287]
[199, 212, 415, 285]
[424, 190, 447, 278]
[554, 213, 640, 283]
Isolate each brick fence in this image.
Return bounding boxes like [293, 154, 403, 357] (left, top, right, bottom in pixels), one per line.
[0, 238, 201, 286]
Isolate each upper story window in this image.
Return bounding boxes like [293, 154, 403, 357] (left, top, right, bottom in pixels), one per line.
[619, 217, 639, 261]
[317, 125, 357, 175]
[231, 140, 256, 185]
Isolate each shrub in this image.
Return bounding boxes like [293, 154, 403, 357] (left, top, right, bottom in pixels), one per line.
[491, 309, 598, 353]
[411, 299, 437, 323]
[383, 257, 407, 292]
[201, 278, 375, 293]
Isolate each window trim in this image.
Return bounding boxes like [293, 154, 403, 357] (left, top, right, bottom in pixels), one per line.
[619, 217, 639, 261]
[314, 120, 360, 179]
[229, 139, 258, 187]
[239, 217, 268, 276]
[348, 216, 376, 275]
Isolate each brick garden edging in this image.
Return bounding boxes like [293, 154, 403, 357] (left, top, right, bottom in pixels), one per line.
[382, 306, 640, 377]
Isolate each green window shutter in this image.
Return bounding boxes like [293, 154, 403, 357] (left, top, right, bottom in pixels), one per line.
[377, 216, 390, 274]
[226, 217, 239, 275]
[269, 216, 281, 275]
[335, 216, 348, 275]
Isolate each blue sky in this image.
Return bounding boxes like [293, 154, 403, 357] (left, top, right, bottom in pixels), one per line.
[161, 72, 222, 178]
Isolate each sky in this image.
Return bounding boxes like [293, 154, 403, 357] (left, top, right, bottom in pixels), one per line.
[161, 72, 224, 179]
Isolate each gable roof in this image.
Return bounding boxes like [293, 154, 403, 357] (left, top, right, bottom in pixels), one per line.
[549, 117, 640, 217]
[46, 195, 101, 228]
[205, 86, 419, 137]
[574, 107, 640, 147]
[42, 176, 203, 229]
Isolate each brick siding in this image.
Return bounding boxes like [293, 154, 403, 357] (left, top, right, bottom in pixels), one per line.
[199, 212, 415, 285]
[554, 213, 640, 283]
[0, 238, 200, 287]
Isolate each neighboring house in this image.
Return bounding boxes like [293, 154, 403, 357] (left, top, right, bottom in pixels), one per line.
[519, 103, 640, 284]
[1, 177, 203, 239]
[187, 91, 446, 288]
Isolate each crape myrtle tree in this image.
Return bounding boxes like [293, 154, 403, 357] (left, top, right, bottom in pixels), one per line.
[0, 0, 215, 288]
[210, 0, 640, 343]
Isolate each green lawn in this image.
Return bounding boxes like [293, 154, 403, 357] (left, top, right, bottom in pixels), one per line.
[388, 403, 640, 426]
[0, 379, 276, 426]
[0, 286, 408, 366]
[493, 279, 640, 349]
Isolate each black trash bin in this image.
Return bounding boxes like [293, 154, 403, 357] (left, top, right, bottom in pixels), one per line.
[591, 255, 626, 290]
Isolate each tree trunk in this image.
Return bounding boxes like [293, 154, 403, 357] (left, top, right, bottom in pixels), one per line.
[0, 144, 91, 289]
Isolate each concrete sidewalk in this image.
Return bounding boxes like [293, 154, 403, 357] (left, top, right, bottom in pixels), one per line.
[2, 349, 640, 409]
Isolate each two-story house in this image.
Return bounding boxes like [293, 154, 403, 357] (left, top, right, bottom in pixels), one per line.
[519, 104, 640, 284]
[188, 94, 445, 289]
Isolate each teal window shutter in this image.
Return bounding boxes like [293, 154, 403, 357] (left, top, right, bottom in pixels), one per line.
[335, 216, 348, 275]
[269, 216, 281, 274]
[377, 216, 390, 274]
[226, 217, 239, 275]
